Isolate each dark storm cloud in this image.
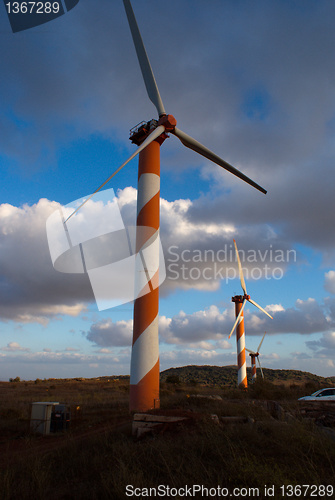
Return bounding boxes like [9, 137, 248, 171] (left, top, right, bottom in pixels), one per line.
[185, 152, 335, 256]
[2, 0, 335, 175]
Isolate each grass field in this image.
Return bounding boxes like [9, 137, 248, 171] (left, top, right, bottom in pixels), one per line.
[0, 371, 335, 500]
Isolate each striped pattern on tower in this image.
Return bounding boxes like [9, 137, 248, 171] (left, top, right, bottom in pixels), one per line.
[232, 296, 247, 389]
[251, 356, 257, 383]
[129, 136, 162, 412]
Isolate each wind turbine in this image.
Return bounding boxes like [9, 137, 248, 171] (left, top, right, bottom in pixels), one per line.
[228, 240, 272, 388]
[68, 1, 267, 412]
[246, 331, 267, 383]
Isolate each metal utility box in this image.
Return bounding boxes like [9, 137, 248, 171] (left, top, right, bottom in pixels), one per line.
[30, 402, 70, 435]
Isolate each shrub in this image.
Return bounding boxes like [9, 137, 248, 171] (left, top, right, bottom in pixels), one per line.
[166, 375, 181, 385]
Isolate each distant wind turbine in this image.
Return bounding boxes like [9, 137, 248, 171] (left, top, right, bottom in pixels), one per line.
[246, 331, 267, 383]
[229, 240, 272, 388]
[68, 2, 268, 412]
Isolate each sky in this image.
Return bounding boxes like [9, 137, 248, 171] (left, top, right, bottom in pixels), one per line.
[1, 0, 335, 381]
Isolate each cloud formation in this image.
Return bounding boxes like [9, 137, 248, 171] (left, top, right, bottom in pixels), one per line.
[2, 1, 335, 379]
[306, 331, 335, 353]
[86, 318, 133, 347]
[84, 296, 335, 354]
[1, 193, 334, 343]
[1, 342, 30, 352]
[0, 190, 297, 323]
[0, 199, 91, 324]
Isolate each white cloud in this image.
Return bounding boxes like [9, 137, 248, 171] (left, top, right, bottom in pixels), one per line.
[262, 352, 280, 360]
[159, 306, 230, 345]
[85, 306, 231, 349]
[1, 342, 30, 352]
[85, 295, 335, 354]
[324, 271, 335, 294]
[86, 318, 133, 347]
[0, 193, 296, 326]
[266, 304, 285, 314]
[215, 340, 232, 350]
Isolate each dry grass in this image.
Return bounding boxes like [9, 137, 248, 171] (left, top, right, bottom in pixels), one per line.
[0, 378, 334, 500]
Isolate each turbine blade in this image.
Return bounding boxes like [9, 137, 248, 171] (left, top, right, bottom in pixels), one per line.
[257, 331, 267, 352]
[123, 0, 166, 117]
[248, 298, 273, 319]
[257, 356, 264, 379]
[228, 299, 246, 339]
[171, 127, 267, 194]
[65, 125, 165, 222]
[233, 239, 247, 295]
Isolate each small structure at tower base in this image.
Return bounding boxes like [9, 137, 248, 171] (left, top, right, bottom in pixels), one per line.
[132, 412, 193, 439]
[30, 402, 70, 435]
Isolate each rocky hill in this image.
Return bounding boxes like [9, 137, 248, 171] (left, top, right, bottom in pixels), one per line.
[160, 365, 335, 387]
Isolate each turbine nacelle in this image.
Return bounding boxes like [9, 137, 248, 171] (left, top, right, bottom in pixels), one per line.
[232, 294, 251, 303]
[130, 115, 177, 146]
[248, 351, 259, 358]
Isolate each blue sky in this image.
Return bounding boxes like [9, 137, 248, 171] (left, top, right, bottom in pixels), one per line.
[1, 0, 335, 381]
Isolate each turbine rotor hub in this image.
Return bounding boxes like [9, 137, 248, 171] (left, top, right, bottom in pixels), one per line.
[158, 114, 177, 132]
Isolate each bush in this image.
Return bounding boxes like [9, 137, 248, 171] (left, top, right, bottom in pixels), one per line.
[165, 375, 181, 385]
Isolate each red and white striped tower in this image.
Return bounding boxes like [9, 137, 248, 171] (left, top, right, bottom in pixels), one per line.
[250, 353, 257, 383]
[129, 116, 175, 412]
[229, 241, 272, 388]
[129, 135, 162, 412]
[246, 331, 266, 383]
[232, 295, 248, 389]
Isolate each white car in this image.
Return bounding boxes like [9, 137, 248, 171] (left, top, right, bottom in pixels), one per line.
[298, 388, 335, 401]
